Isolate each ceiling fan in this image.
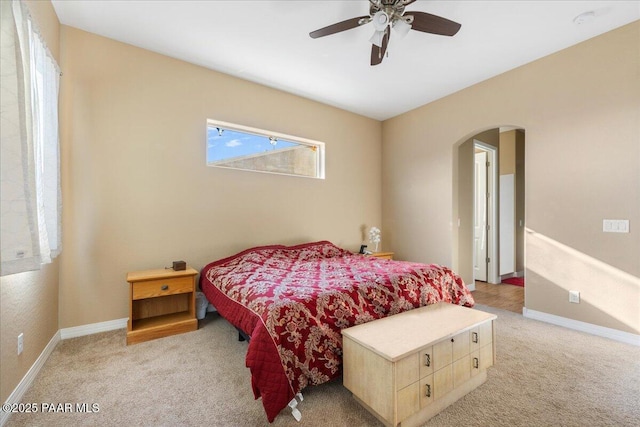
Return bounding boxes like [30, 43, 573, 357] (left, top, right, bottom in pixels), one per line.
[309, 0, 461, 66]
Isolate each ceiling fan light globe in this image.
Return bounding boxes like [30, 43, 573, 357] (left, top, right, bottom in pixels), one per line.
[372, 11, 389, 31]
[393, 19, 412, 39]
[369, 30, 385, 47]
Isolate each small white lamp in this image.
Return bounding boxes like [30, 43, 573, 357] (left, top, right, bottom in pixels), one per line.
[393, 18, 412, 39]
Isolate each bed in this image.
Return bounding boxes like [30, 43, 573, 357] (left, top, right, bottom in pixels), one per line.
[199, 241, 474, 422]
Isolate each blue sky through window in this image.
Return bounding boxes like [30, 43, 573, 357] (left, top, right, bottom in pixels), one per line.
[207, 126, 297, 163]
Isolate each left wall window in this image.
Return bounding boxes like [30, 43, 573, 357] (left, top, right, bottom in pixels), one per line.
[1, 0, 61, 276]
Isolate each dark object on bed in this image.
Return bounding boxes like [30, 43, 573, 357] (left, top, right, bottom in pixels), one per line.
[199, 241, 474, 422]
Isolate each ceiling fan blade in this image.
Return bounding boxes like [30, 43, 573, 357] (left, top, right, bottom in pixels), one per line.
[371, 27, 390, 66]
[309, 16, 370, 38]
[406, 11, 461, 36]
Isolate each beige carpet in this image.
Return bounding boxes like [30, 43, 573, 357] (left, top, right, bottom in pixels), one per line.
[6, 305, 640, 427]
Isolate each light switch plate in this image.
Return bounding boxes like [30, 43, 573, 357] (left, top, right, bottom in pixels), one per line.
[603, 219, 629, 233]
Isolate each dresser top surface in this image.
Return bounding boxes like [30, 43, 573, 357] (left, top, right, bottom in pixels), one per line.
[126, 267, 197, 282]
[341, 302, 496, 361]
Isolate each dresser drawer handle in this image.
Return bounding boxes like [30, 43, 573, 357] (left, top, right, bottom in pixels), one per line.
[425, 383, 431, 398]
[161, 285, 169, 291]
[473, 357, 479, 369]
[472, 332, 478, 343]
[424, 353, 431, 367]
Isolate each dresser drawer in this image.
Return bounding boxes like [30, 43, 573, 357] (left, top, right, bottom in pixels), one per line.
[132, 276, 193, 300]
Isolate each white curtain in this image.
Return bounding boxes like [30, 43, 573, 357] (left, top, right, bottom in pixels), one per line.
[1, 0, 61, 276]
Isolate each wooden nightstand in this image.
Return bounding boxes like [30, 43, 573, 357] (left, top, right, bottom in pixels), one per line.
[371, 252, 394, 260]
[126, 267, 198, 345]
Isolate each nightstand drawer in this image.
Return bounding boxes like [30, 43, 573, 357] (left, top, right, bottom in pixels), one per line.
[132, 276, 193, 300]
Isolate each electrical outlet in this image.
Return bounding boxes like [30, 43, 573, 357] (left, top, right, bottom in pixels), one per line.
[18, 333, 24, 355]
[569, 291, 580, 304]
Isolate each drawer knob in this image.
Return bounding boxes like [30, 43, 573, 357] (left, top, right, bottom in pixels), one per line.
[424, 353, 431, 367]
[425, 383, 431, 398]
[473, 357, 479, 369]
[472, 332, 479, 343]
[161, 285, 169, 291]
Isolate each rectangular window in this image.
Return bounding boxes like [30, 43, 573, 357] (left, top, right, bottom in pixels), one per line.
[1, 0, 61, 276]
[206, 120, 325, 179]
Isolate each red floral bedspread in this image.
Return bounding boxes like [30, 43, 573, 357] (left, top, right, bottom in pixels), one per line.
[199, 241, 474, 422]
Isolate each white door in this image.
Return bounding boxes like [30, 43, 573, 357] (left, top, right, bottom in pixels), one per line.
[474, 151, 487, 281]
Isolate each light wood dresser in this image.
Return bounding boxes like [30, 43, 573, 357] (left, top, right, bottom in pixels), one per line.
[126, 267, 198, 345]
[342, 302, 496, 427]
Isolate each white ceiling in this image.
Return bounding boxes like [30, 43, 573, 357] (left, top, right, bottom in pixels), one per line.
[51, 1, 639, 121]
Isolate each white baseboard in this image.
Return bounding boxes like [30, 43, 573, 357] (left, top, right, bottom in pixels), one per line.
[467, 282, 476, 291]
[60, 317, 128, 339]
[523, 308, 640, 346]
[2, 318, 129, 426]
[1, 331, 61, 426]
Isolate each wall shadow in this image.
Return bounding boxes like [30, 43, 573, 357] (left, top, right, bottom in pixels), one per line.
[526, 228, 640, 334]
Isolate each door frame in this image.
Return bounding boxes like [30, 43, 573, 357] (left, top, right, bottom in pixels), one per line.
[473, 140, 499, 284]
[473, 150, 488, 282]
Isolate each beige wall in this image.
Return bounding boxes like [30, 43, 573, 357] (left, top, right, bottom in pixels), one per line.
[58, 26, 382, 328]
[383, 21, 640, 334]
[0, 0, 60, 404]
[499, 130, 516, 175]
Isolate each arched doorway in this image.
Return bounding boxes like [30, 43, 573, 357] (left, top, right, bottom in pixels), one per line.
[452, 126, 526, 313]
